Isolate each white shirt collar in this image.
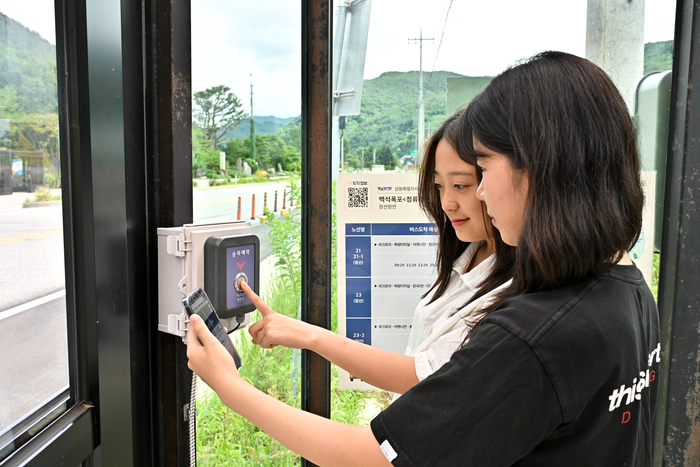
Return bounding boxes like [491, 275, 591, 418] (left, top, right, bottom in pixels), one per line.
[452, 241, 495, 291]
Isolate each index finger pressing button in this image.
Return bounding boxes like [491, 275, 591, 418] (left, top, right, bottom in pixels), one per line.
[234, 272, 249, 292]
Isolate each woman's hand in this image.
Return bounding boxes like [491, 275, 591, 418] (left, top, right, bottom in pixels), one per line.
[187, 314, 240, 392]
[243, 281, 316, 350]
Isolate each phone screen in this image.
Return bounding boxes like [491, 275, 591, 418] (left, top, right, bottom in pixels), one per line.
[182, 287, 242, 368]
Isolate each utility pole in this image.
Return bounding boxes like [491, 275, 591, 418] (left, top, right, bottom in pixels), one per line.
[250, 73, 256, 163]
[409, 29, 433, 166]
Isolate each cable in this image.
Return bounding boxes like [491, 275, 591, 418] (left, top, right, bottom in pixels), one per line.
[425, 0, 454, 93]
[227, 317, 244, 334]
[189, 372, 197, 467]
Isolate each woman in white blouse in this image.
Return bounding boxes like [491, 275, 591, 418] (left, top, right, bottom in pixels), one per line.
[239, 108, 515, 395]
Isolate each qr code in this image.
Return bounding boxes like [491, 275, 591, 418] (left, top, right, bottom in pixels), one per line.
[347, 186, 369, 209]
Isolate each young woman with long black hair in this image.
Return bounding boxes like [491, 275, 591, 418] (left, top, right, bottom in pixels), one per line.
[187, 51, 659, 466]
[230, 108, 513, 395]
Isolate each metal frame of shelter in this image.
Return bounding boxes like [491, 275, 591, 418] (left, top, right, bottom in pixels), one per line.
[0, 0, 698, 466]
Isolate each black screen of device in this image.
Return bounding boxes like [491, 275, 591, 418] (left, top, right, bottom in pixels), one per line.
[189, 291, 224, 334]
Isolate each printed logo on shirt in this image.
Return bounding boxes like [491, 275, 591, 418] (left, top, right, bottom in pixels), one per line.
[380, 439, 398, 462]
[607, 342, 661, 422]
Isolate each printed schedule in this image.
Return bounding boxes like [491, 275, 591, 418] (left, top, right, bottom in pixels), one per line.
[338, 174, 437, 389]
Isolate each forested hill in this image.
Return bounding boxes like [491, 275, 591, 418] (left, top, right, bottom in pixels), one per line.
[644, 40, 673, 74]
[0, 12, 57, 115]
[231, 115, 296, 138]
[276, 41, 675, 161]
[342, 70, 464, 155]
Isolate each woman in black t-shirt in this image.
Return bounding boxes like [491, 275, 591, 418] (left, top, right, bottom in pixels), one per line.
[187, 51, 659, 466]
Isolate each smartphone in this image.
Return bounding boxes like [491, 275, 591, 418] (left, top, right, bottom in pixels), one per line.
[182, 287, 242, 369]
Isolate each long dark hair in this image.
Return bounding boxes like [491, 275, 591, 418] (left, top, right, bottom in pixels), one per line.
[418, 108, 515, 306]
[465, 51, 644, 317]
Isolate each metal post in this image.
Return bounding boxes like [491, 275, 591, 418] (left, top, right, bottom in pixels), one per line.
[251, 194, 256, 219]
[301, 0, 332, 465]
[274, 190, 278, 212]
[151, 0, 194, 464]
[653, 1, 700, 466]
[237, 196, 241, 221]
[409, 30, 433, 165]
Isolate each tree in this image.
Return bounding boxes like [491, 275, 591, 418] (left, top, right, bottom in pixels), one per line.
[376, 144, 397, 169]
[277, 116, 301, 151]
[193, 85, 247, 149]
[192, 124, 221, 175]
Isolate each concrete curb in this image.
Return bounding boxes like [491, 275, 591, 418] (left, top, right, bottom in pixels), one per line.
[248, 218, 261, 228]
[22, 201, 62, 208]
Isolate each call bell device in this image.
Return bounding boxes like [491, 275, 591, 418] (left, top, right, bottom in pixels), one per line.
[204, 235, 259, 318]
[157, 221, 259, 341]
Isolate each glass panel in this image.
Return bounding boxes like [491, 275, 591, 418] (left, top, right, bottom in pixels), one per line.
[191, 0, 302, 463]
[331, 0, 675, 413]
[0, 1, 69, 460]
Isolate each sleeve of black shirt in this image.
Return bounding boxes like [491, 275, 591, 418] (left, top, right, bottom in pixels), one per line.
[370, 323, 562, 466]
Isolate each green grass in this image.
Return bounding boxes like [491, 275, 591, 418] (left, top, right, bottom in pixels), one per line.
[196, 273, 301, 466]
[196, 180, 390, 465]
[195, 269, 391, 465]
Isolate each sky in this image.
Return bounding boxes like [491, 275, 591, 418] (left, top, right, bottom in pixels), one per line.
[0, 0, 677, 118]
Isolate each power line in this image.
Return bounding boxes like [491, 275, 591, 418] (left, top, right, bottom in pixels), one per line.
[426, 0, 454, 92]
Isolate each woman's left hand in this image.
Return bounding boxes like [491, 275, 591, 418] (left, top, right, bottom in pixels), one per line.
[187, 314, 240, 392]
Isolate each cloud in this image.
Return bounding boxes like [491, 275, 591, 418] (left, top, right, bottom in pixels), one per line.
[192, 0, 301, 118]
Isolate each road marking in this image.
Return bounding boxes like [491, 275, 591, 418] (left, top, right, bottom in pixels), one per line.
[0, 289, 66, 321]
[0, 227, 63, 245]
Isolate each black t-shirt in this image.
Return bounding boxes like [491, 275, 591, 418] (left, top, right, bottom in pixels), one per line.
[371, 264, 659, 466]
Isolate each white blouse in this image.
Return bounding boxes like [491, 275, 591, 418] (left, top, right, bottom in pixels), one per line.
[404, 241, 493, 357]
[403, 241, 511, 382]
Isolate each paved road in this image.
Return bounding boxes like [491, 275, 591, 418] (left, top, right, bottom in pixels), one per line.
[0, 195, 65, 312]
[0, 292, 69, 434]
[194, 181, 293, 224]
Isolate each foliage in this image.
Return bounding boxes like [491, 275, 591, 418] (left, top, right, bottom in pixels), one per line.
[44, 168, 60, 189]
[644, 41, 673, 75]
[193, 85, 248, 149]
[24, 186, 60, 204]
[220, 134, 300, 174]
[375, 144, 399, 170]
[267, 180, 302, 303]
[236, 174, 274, 185]
[651, 252, 660, 303]
[196, 179, 391, 465]
[276, 115, 302, 151]
[192, 124, 220, 174]
[221, 138, 254, 172]
[196, 276, 301, 466]
[0, 13, 57, 115]
[5, 114, 60, 157]
[0, 85, 23, 118]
